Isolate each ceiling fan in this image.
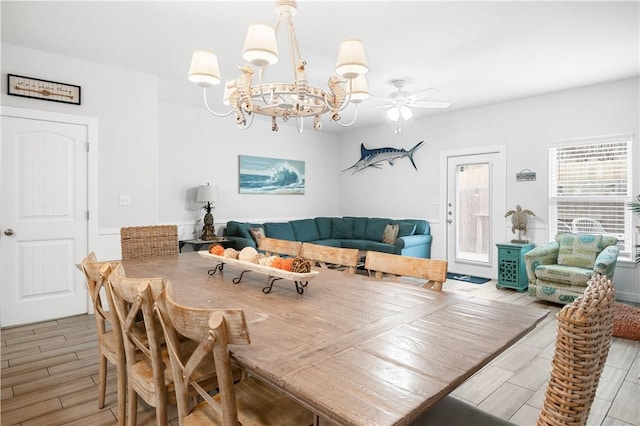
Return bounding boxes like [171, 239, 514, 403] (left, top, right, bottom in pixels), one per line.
[376, 79, 450, 132]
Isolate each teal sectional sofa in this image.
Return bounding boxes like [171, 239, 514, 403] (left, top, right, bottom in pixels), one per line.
[223, 217, 432, 258]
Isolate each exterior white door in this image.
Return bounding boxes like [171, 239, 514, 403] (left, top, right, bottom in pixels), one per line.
[445, 149, 506, 279]
[1, 115, 89, 327]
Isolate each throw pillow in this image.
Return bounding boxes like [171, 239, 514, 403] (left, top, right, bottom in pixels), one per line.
[556, 233, 603, 268]
[249, 227, 265, 244]
[397, 222, 417, 238]
[382, 224, 399, 244]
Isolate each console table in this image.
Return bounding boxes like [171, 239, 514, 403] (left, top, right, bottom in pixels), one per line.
[496, 242, 535, 291]
[179, 238, 231, 253]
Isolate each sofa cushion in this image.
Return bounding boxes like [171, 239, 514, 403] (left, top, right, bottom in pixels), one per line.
[290, 219, 320, 242]
[365, 241, 395, 254]
[396, 222, 417, 237]
[382, 224, 399, 244]
[341, 239, 369, 250]
[365, 218, 391, 242]
[227, 221, 262, 240]
[534, 264, 595, 286]
[556, 233, 603, 268]
[310, 239, 343, 248]
[395, 219, 428, 235]
[347, 217, 368, 240]
[264, 222, 296, 241]
[314, 217, 333, 240]
[331, 217, 354, 239]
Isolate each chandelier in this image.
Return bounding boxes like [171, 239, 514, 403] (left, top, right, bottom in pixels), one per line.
[188, 0, 370, 133]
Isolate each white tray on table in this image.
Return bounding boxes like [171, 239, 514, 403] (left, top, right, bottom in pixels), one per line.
[198, 251, 318, 294]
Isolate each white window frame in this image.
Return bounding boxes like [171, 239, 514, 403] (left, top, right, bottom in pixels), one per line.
[549, 134, 634, 261]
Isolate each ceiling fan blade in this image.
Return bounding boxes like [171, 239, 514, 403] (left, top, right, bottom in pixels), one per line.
[407, 87, 440, 101]
[409, 101, 451, 109]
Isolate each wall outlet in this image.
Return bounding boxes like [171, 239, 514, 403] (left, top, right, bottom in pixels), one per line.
[119, 195, 132, 206]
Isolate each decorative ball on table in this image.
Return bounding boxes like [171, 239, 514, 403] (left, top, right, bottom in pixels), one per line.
[251, 253, 266, 264]
[291, 256, 312, 273]
[223, 248, 239, 259]
[209, 245, 224, 256]
[271, 257, 285, 270]
[259, 256, 277, 267]
[239, 247, 258, 262]
[280, 258, 294, 271]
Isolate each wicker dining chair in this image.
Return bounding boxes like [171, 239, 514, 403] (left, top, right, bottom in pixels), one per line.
[364, 250, 448, 290]
[120, 225, 179, 259]
[410, 274, 616, 426]
[154, 282, 314, 426]
[300, 242, 360, 274]
[81, 253, 127, 425]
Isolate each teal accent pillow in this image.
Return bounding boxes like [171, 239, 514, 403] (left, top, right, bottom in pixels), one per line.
[396, 219, 427, 235]
[346, 217, 368, 239]
[365, 218, 391, 242]
[227, 221, 261, 240]
[264, 222, 296, 241]
[314, 217, 333, 240]
[290, 219, 320, 242]
[397, 222, 416, 237]
[331, 217, 354, 239]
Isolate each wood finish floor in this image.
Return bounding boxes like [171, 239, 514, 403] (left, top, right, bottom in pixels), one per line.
[1, 278, 639, 426]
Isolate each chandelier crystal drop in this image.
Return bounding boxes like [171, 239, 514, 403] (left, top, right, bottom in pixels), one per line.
[188, 0, 370, 133]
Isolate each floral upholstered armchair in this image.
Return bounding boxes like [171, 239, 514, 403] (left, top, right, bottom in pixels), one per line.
[524, 233, 619, 304]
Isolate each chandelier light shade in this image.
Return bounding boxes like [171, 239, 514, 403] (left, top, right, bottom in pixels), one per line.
[242, 24, 279, 67]
[188, 50, 222, 87]
[349, 75, 370, 103]
[335, 39, 369, 79]
[188, 0, 369, 133]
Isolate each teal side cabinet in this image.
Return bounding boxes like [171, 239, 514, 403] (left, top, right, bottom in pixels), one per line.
[496, 243, 535, 292]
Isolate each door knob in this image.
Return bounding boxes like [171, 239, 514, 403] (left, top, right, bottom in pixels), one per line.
[4, 228, 15, 236]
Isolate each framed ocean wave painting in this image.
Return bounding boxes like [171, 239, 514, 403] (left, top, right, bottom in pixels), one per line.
[239, 155, 305, 195]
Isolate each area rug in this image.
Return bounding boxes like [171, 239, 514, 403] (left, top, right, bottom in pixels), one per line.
[446, 273, 491, 284]
[613, 303, 640, 341]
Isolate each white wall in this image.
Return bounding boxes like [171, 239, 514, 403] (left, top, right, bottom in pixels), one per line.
[2, 44, 159, 232]
[157, 101, 340, 240]
[337, 77, 640, 301]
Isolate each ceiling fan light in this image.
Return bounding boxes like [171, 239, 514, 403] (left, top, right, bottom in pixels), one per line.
[400, 106, 413, 120]
[350, 75, 370, 103]
[242, 23, 279, 67]
[386, 107, 400, 121]
[188, 50, 222, 87]
[335, 39, 368, 79]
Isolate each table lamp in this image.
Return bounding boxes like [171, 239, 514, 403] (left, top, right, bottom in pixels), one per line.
[196, 183, 218, 240]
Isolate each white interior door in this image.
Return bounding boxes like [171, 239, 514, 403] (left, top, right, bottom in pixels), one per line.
[1, 116, 89, 327]
[446, 150, 505, 279]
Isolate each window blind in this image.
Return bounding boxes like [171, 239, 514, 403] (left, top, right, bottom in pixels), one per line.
[549, 138, 633, 259]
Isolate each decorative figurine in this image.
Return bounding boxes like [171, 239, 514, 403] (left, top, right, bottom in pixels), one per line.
[505, 205, 535, 243]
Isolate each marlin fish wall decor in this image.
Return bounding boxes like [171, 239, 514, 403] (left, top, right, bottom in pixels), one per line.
[343, 141, 424, 173]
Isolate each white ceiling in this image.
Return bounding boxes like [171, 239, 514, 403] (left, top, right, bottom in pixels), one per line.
[2, 1, 639, 130]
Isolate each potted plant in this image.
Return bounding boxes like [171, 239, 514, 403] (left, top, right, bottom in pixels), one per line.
[628, 195, 640, 263]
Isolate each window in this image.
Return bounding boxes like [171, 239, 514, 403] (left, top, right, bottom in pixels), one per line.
[549, 136, 633, 261]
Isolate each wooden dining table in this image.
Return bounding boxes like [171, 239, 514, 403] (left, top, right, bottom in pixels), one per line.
[121, 251, 548, 426]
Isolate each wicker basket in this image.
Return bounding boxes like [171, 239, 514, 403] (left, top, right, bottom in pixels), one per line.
[120, 225, 178, 259]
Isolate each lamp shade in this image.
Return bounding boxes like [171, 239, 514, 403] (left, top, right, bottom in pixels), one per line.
[188, 50, 222, 87]
[349, 75, 370, 103]
[196, 184, 218, 203]
[242, 24, 279, 67]
[335, 39, 368, 79]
